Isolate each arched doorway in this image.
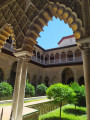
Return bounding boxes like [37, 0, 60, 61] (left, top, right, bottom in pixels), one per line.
[78, 76, 84, 86]
[62, 68, 74, 85]
[0, 68, 4, 82]
[44, 76, 49, 87]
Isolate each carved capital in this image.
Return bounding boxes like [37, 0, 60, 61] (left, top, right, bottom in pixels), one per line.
[76, 37, 90, 55]
[13, 48, 33, 61]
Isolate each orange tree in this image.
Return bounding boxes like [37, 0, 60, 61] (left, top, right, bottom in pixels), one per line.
[46, 83, 76, 120]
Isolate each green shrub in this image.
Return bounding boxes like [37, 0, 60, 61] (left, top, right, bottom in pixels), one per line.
[39, 104, 87, 120]
[46, 83, 76, 120]
[25, 81, 35, 97]
[0, 82, 13, 98]
[36, 84, 47, 96]
[70, 82, 86, 106]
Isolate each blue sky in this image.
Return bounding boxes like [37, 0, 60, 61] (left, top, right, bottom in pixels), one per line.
[37, 17, 73, 50]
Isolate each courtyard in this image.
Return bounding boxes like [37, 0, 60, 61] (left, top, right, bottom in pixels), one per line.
[0, 0, 90, 120]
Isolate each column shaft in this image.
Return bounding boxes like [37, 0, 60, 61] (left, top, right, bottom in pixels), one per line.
[11, 59, 23, 119]
[16, 60, 28, 120]
[83, 51, 90, 120]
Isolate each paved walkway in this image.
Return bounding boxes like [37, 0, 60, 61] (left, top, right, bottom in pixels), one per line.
[0, 96, 47, 104]
[0, 97, 50, 120]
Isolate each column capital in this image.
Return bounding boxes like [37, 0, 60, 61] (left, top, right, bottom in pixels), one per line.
[13, 49, 33, 61]
[76, 37, 90, 55]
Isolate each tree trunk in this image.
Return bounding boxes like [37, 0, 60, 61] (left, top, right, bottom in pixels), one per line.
[60, 102, 62, 120]
[75, 104, 76, 115]
[75, 104, 76, 110]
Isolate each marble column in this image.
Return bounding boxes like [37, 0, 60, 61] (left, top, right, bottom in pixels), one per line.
[82, 49, 90, 120]
[76, 37, 90, 120]
[16, 59, 28, 120]
[11, 50, 32, 120]
[11, 58, 23, 120]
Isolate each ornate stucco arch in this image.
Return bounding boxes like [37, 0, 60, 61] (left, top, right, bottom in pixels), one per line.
[22, 2, 85, 53]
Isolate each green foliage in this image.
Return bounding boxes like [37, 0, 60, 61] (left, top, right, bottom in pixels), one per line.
[39, 104, 87, 120]
[46, 83, 76, 104]
[70, 82, 86, 106]
[0, 82, 13, 97]
[25, 81, 35, 97]
[36, 84, 47, 96]
[46, 83, 76, 120]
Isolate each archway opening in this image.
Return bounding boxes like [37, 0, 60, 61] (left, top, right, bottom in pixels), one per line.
[62, 68, 74, 84]
[50, 54, 54, 63]
[61, 52, 66, 62]
[44, 76, 49, 87]
[67, 77, 74, 85]
[75, 49, 82, 61]
[37, 17, 73, 49]
[37, 52, 40, 62]
[67, 51, 73, 61]
[78, 76, 84, 86]
[45, 54, 49, 64]
[55, 53, 59, 63]
[33, 50, 36, 57]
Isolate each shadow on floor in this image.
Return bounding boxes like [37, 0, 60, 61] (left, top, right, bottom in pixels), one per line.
[41, 117, 70, 120]
[63, 108, 86, 115]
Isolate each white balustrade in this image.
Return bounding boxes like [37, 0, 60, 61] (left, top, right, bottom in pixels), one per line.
[31, 55, 83, 65]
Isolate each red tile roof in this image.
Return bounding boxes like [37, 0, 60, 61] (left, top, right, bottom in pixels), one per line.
[58, 35, 75, 45]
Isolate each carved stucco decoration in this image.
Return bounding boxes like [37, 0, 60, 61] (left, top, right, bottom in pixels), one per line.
[0, 0, 89, 53]
[0, 24, 16, 50]
[22, 2, 85, 52]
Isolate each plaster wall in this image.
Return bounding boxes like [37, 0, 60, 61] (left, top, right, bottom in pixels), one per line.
[58, 37, 76, 47]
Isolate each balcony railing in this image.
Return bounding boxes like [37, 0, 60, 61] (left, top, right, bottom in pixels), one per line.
[31, 56, 83, 65]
